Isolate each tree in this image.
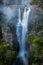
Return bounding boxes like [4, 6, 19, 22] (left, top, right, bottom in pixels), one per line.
[0, 39, 16, 65]
[28, 5, 43, 64]
[30, 0, 43, 9]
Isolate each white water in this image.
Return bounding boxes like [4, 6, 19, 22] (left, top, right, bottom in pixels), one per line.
[16, 7, 31, 65]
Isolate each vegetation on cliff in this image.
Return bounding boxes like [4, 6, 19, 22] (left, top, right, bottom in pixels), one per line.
[28, 0, 43, 64]
[0, 39, 16, 65]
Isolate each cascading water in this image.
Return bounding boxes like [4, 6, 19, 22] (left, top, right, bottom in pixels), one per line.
[16, 7, 31, 65]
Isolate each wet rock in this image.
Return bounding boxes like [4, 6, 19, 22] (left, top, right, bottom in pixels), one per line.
[13, 57, 25, 65]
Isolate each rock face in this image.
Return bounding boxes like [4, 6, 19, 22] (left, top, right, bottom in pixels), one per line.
[8, 22, 19, 52]
[2, 24, 12, 43]
[0, 26, 3, 39]
[13, 57, 25, 65]
[0, 0, 31, 6]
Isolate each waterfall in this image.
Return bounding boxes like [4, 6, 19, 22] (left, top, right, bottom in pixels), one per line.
[2, 0, 31, 65]
[16, 7, 31, 65]
[16, 8, 22, 45]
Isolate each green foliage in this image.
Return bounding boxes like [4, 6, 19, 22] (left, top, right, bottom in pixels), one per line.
[28, 33, 43, 48]
[0, 39, 16, 65]
[28, 14, 43, 64]
[28, 33, 43, 65]
[30, 0, 38, 5]
[28, 7, 43, 64]
[30, 0, 43, 9]
[39, 3, 43, 9]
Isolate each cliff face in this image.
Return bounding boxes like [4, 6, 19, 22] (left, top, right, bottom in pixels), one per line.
[0, 0, 32, 50]
[1, 0, 31, 5]
[2, 24, 12, 43]
[1, 0, 42, 44]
